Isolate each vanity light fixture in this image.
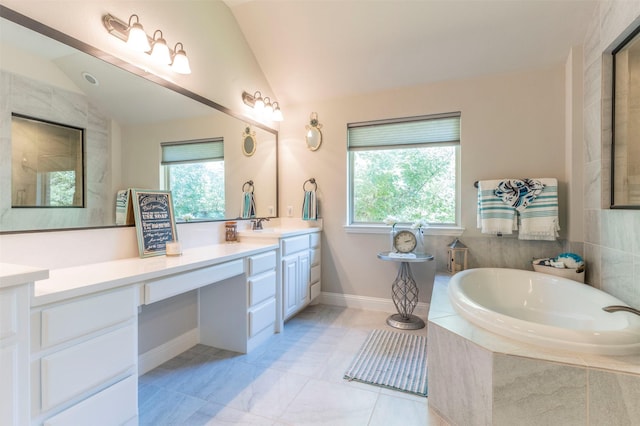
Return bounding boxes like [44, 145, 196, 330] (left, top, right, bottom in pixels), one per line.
[242, 91, 283, 122]
[103, 13, 192, 74]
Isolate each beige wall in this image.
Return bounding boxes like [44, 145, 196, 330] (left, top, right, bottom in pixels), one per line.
[279, 65, 568, 300]
[583, 0, 640, 309]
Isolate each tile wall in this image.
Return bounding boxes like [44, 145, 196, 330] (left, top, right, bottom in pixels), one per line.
[583, 1, 640, 308]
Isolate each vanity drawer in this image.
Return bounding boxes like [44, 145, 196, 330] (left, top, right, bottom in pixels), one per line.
[281, 235, 309, 256]
[248, 251, 276, 276]
[310, 264, 321, 284]
[309, 232, 321, 248]
[145, 260, 243, 304]
[40, 324, 136, 411]
[248, 271, 276, 306]
[310, 248, 321, 267]
[43, 375, 137, 426]
[248, 298, 276, 337]
[310, 282, 321, 301]
[40, 286, 137, 349]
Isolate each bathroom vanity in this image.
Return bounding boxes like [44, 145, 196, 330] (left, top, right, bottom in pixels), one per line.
[239, 227, 322, 324]
[1, 240, 291, 425]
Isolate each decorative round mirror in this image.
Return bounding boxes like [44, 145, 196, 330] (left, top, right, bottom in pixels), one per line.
[305, 112, 323, 151]
[242, 126, 257, 156]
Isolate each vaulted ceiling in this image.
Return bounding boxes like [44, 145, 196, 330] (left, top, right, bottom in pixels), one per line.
[225, 0, 598, 106]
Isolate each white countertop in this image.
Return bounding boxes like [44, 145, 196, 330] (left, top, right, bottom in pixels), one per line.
[32, 242, 278, 307]
[0, 263, 49, 289]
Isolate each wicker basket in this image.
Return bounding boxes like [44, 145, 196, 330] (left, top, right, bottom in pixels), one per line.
[532, 264, 585, 283]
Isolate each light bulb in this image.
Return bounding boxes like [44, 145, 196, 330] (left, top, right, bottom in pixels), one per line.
[150, 31, 171, 65]
[127, 15, 150, 52]
[172, 43, 191, 74]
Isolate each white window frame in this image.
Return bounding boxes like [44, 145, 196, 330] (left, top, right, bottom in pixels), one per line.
[345, 113, 463, 236]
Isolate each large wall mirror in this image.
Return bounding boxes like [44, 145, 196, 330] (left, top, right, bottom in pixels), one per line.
[0, 7, 278, 232]
[612, 24, 640, 208]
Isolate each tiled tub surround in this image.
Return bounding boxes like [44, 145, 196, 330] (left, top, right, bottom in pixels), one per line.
[428, 275, 640, 426]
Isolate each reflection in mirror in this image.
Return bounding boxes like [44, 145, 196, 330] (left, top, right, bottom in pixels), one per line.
[0, 9, 278, 232]
[305, 112, 323, 151]
[242, 126, 257, 157]
[612, 25, 640, 208]
[11, 114, 84, 207]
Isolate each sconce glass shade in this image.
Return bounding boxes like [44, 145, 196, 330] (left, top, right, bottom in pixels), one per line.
[172, 43, 191, 74]
[127, 21, 151, 52]
[263, 97, 273, 119]
[150, 31, 172, 64]
[272, 102, 283, 121]
[253, 92, 265, 113]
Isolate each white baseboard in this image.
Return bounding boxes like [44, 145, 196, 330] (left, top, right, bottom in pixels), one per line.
[319, 292, 429, 317]
[138, 328, 199, 375]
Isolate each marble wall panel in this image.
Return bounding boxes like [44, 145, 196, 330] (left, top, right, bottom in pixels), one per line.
[589, 369, 640, 425]
[427, 322, 492, 426]
[492, 354, 587, 426]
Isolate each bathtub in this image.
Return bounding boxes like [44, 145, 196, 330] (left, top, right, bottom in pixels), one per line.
[448, 268, 640, 355]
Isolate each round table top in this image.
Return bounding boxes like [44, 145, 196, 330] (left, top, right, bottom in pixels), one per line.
[377, 251, 434, 263]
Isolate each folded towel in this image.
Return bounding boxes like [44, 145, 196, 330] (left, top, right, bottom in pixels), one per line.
[477, 180, 517, 235]
[494, 179, 544, 212]
[518, 178, 559, 241]
[302, 190, 317, 220]
[241, 191, 256, 219]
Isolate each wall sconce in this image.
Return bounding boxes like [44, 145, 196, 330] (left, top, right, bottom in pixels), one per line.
[103, 13, 191, 75]
[242, 91, 283, 121]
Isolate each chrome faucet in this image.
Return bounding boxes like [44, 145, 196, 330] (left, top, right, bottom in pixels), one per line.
[603, 305, 640, 316]
[251, 217, 269, 230]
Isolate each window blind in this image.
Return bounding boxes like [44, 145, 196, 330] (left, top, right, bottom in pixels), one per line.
[161, 138, 224, 165]
[348, 112, 460, 150]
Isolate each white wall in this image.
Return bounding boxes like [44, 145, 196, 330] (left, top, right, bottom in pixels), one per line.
[279, 65, 568, 300]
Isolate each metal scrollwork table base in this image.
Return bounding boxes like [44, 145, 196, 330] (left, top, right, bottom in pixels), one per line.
[377, 251, 434, 330]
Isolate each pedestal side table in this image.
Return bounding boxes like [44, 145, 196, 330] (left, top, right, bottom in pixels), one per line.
[377, 251, 434, 330]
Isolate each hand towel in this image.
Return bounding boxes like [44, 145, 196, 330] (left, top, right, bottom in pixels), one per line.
[302, 190, 317, 220]
[477, 180, 517, 235]
[241, 191, 256, 219]
[518, 178, 559, 241]
[494, 179, 544, 212]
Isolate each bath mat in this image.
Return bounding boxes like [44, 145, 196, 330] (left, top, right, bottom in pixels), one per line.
[344, 329, 427, 397]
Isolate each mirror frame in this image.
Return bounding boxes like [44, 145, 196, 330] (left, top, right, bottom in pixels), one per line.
[0, 5, 279, 233]
[611, 22, 640, 209]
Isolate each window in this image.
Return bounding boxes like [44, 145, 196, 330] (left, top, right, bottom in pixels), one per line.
[161, 138, 225, 221]
[348, 112, 460, 226]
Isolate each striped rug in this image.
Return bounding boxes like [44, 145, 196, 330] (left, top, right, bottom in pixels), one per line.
[343, 329, 427, 397]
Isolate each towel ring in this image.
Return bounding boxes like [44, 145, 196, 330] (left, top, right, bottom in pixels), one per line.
[242, 180, 254, 193]
[303, 178, 317, 192]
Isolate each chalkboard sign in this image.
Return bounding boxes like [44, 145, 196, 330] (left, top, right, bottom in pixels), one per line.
[131, 189, 178, 258]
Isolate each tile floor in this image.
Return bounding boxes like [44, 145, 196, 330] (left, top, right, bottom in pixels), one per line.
[139, 304, 448, 425]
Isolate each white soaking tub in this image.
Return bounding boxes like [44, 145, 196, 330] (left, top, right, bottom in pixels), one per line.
[448, 268, 640, 355]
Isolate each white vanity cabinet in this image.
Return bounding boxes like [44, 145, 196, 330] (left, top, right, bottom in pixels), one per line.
[0, 284, 31, 425]
[0, 264, 47, 426]
[281, 231, 321, 321]
[30, 285, 139, 426]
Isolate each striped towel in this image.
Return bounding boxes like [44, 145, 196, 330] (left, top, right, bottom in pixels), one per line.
[477, 180, 517, 235]
[518, 178, 559, 241]
[241, 191, 256, 219]
[302, 190, 317, 220]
